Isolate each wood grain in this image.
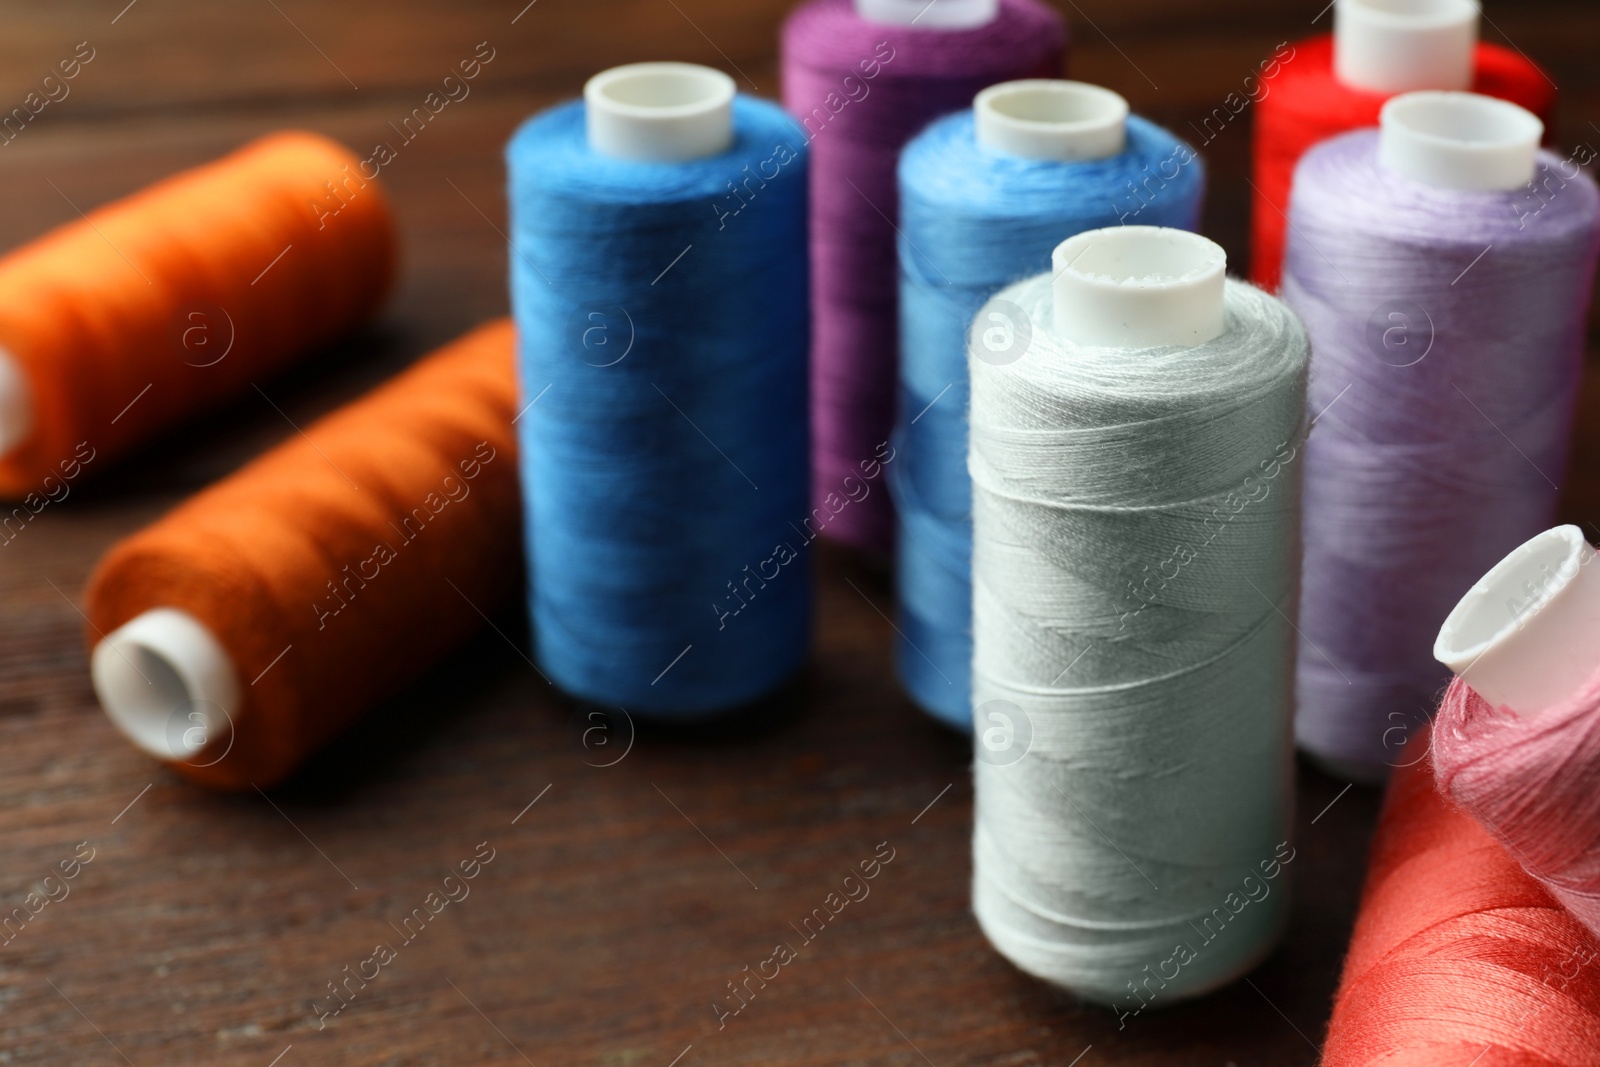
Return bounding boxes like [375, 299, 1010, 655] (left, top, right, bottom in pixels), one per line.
[0, 2, 1592, 1064]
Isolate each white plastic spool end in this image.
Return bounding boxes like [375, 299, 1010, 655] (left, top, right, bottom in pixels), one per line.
[584, 63, 736, 163]
[974, 80, 1128, 162]
[1379, 91, 1542, 191]
[0, 347, 34, 459]
[855, 0, 997, 29]
[1051, 226, 1227, 349]
[91, 608, 243, 762]
[1435, 526, 1600, 716]
[1334, 0, 1479, 94]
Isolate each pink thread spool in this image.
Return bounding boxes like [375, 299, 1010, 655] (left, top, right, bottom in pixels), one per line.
[1433, 525, 1600, 936]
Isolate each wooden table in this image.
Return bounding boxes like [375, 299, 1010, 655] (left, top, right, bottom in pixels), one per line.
[0, 2, 1593, 1063]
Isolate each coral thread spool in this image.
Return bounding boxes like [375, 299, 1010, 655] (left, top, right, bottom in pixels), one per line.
[1322, 744, 1600, 1065]
[0, 132, 396, 498]
[85, 320, 519, 790]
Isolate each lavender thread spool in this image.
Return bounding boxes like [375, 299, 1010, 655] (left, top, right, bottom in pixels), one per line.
[1284, 91, 1600, 779]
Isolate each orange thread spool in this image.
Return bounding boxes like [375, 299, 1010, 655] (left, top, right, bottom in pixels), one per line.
[84, 319, 520, 790]
[1322, 737, 1600, 1065]
[0, 130, 396, 499]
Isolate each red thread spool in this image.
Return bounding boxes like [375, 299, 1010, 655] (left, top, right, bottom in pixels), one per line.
[1321, 744, 1600, 1065]
[1250, 34, 1553, 291]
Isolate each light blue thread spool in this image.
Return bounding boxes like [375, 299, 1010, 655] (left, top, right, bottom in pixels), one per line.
[892, 81, 1205, 728]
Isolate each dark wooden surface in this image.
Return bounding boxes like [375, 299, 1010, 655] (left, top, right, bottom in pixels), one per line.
[0, 2, 1594, 1064]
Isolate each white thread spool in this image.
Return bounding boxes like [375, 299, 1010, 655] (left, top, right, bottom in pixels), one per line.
[584, 62, 735, 163]
[1334, 0, 1479, 94]
[0, 350, 32, 460]
[92, 608, 241, 763]
[1436, 526, 1600, 715]
[1380, 91, 1542, 191]
[969, 226, 1306, 1005]
[855, 0, 997, 29]
[973, 80, 1128, 162]
[1051, 225, 1226, 347]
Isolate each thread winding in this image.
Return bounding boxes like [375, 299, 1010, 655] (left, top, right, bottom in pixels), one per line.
[1251, 34, 1554, 291]
[1284, 131, 1600, 775]
[1434, 673, 1600, 941]
[780, 0, 1066, 555]
[0, 131, 396, 499]
[968, 268, 1308, 1002]
[1323, 742, 1600, 1066]
[507, 95, 811, 716]
[891, 108, 1204, 728]
[85, 320, 520, 790]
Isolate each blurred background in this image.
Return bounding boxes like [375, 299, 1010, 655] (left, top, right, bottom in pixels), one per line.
[0, 2, 1594, 1065]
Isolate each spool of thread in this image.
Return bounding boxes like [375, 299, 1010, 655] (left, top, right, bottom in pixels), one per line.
[780, 0, 1067, 555]
[84, 320, 519, 790]
[1284, 92, 1600, 779]
[1431, 525, 1600, 939]
[1250, 0, 1554, 290]
[969, 227, 1308, 1003]
[508, 64, 811, 716]
[891, 80, 1204, 728]
[1321, 743, 1600, 1065]
[0, 131, 396, 498]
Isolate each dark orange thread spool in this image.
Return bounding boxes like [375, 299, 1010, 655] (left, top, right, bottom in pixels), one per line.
[83, 319, 520, 790]
[0, 130, 396, 499]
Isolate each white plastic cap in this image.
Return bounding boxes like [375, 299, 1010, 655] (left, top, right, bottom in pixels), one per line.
[1051, 227, 1227, 349]
[973, 81, 1128, 162]
[1379, 91, 1542, 191]
[1435, 526, 1600, 716]
[91, 608, 242, 763]
[1334, 0, 1479, 94]
[0, 346, 33, 459]
[584, 62, 736, 163]
[855, 0, 998, 28]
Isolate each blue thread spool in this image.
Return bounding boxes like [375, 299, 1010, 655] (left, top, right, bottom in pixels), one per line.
[507, 63, 812, 715]
[891, 81, 1205, 728]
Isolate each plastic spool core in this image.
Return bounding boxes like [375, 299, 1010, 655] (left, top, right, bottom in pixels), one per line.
[1051, 226, 1227, 348]
[1334, 0, 1479, 94]
[584, 62, 736, 163]
[0, 347, 33, 459]
[1379, 91, 1542, 191]
[973, 80, 1128, 162]
[855, 0, 998, 29]
[91, 608, 243, 762]
[1435, 526, 1600, 716]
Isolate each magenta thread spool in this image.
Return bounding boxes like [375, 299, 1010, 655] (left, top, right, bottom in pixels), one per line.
[780, 0, 1066, 555]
